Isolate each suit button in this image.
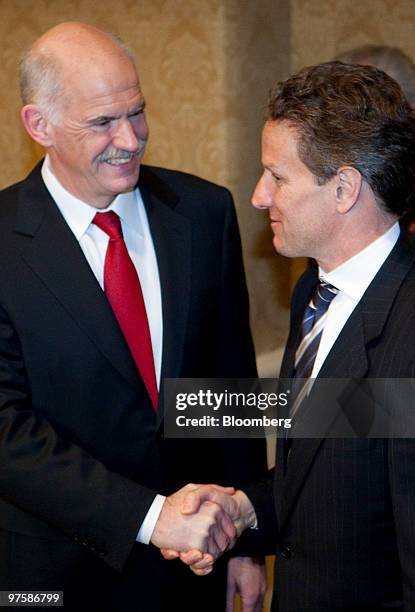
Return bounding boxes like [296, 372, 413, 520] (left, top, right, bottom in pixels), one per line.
[280, 544, 293, 559]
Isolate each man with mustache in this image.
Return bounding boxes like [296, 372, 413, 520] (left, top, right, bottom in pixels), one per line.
[0, 22, 266, 611]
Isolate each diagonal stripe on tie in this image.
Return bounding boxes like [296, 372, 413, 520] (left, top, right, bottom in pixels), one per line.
[290, 281, 338, 419]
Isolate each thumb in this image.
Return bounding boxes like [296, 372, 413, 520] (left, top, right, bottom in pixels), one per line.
[181, 485, 235, 515]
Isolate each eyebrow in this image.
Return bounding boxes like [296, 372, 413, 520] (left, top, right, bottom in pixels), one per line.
[87, 100, 146, 125]
[264, 163, 282, 173]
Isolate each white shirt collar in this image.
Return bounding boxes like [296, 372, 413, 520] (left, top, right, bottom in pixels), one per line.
[319, 222, 400, 302]
[41, 155, 144, 241]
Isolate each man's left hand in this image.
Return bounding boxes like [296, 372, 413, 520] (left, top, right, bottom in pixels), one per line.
[226, 556, 267, 612]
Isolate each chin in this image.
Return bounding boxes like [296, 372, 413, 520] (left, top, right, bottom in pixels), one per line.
[272, 236, 287, 255]
[272, 237, 301, 259]
[110, 175, 140, 194]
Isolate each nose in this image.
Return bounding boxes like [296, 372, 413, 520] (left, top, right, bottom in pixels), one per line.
[113, 118, 141, 152]
[251, 172, 273, 210]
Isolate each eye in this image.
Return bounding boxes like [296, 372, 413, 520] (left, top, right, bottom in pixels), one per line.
[271, 172, 281, 182]
[92, 119, 112, 131]
[128, 109, 145, 121]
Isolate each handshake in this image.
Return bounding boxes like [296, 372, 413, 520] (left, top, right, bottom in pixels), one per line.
[150, 483, 257, 575]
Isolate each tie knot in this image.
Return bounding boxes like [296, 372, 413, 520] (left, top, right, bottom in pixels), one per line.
[93, 211, 123, 240]
[311, 281, 338, 313]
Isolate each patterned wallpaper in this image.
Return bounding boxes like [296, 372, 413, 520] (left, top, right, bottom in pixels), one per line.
[0, 0, 290, 358]
[0, 0, 414, 359]
[292, 0, 415, 71]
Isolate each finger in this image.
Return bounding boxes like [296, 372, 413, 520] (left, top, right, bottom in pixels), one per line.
[190, 565, 214, 576]
[186, 553, 215, 570]
[254, 600, 264, 612]
[210, 484, 236, 495]
[182, 485, 235, 515]
[211, 519, 231, 554]
[177, 549, 204, 565]
[219, 507, 237, 542]
[208, 502, 236, 553]
[241, 586, 266, 612]
[226, 574, 237, 612]
[160, 548, 180, 560]
[251, 597, 265, 612]
[205, 532, 220, 560]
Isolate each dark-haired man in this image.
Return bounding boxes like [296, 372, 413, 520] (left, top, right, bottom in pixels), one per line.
[171, 61, 415, 611]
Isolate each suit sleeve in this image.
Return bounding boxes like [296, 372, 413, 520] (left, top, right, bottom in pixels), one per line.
[215, 189, 267, 487]
[0, 300, 157, 572]
[389, 437, 415, 607]
[227, 469, 278, 557]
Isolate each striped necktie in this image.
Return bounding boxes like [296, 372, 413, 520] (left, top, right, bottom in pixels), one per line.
[290, 281, 338, 418]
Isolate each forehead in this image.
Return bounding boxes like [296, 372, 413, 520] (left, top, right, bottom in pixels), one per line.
[262, 120, 311, 174]
[61, 55, 144, 115]
[262, 121, 299, 158]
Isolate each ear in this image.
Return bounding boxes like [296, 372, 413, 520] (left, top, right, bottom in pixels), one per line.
[20, 104, 54, 148]
[334, 166, 362, 214]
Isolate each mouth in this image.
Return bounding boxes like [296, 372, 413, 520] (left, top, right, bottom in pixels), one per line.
[100, 149, 144, 167]
[105, 157, 135, 166]
[270, 218, 282, 234]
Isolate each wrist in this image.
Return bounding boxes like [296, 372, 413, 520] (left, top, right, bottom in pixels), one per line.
[234, 490, 257, 533]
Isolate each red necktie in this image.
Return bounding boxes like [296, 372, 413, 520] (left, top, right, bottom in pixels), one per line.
[93, 211, 158, 411]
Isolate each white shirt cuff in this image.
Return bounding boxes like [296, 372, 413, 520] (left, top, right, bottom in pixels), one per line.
[136, 494, 166, 544]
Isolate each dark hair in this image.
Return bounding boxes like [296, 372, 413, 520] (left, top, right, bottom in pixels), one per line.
[267, 61, 415, 217]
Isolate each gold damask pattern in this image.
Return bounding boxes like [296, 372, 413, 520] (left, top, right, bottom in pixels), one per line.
[292, 0, 415, 71]
[0, 0, 289, 359]
[0, 0, 414, 359]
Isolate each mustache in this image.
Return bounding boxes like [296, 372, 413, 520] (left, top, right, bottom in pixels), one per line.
[98, 147, 145, 163]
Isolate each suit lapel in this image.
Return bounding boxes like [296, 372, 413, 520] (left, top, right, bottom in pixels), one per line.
[278, 234, 415, 533]
[15, 165, 144, 394]
[279, 267, 318, 379]
[138, 167, 191, 422]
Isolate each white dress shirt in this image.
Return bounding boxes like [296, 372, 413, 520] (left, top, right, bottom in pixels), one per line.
[41, 157, 165, 544]
[312, 222, 400, 377]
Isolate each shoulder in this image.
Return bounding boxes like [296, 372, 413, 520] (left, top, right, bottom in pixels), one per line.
[0, 177, 29, 230]
[0, 164, 43, 219]
[139, 164, 233, 207]
[0, 176, 28, 206]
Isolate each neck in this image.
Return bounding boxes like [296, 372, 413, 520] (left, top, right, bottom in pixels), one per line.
[317, 216, 397, 272]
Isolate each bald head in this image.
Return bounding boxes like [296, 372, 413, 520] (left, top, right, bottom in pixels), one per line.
[19, 22, 136, 123]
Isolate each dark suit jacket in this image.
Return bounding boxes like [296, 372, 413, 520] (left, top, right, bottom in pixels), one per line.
[0, 163, 266, 611]
[244, 233, 415, 611]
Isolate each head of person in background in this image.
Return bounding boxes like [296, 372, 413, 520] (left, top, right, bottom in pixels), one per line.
[251, 60, 415, 271]
[336, 44, 415, 231]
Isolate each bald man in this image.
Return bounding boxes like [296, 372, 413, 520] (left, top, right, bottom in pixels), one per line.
[0, 23, 266, 612]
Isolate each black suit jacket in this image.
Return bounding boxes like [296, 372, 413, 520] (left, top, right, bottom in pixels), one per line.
[244, 233, 415, 611]
[0, 163, 265, 611]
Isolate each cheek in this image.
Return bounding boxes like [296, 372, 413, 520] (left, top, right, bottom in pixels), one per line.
[136, 119, 149, 141]
[90, 136, 113, 161]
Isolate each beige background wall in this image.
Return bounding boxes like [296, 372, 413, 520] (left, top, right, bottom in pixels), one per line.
[0, 0, 414, 364]
[1, 2, 414, 610]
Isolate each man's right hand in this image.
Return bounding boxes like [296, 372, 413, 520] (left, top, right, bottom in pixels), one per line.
[150, 483, 237, 560]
